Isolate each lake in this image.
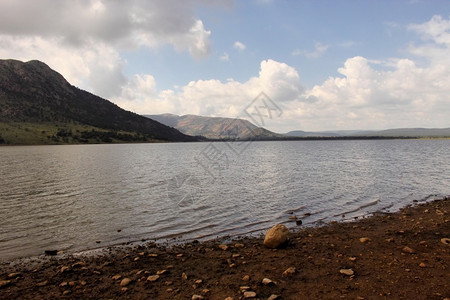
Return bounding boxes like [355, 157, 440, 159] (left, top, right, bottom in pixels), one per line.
[1, 139, 449, 260]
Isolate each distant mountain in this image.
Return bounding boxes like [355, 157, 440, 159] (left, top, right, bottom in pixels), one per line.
[0, 59, 196, 144]
[285, 128, 450, 138]
[145, 113, 283, 140]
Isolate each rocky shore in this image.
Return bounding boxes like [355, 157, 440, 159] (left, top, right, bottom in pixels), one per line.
[1, 198, 449, 299]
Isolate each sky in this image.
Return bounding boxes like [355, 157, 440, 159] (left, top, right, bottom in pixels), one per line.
[0, 0, 449, 133]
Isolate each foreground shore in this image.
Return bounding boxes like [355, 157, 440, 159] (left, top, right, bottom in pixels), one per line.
[1, 198, 449, 299]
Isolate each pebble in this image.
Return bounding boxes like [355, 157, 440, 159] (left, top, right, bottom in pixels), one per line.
[441, 238, 450, 245]
[234, 243, 244, 248]
[242, 275, 250, 281]
[7, 273, 21, 278]
[202, 289, 210, 295]
[243, 291, 256, 298]
[63, 290, 71, 295]
[182, 273, 188, 280]
[224, 297, 234, 300]
[148, 253, 158, 257]
[282, 267, 296, 277]
[240, 286, 250, 291]
[419, 262, 426, 268]
[264, 224, 290, 249]
[218, 244, 229, 251]
[112, 275, 122, 280]
[340, 269, 354, 276]
[120, 278, 132, 287]
[147, 275, 160, 282]
[192, 295, 204, 300]
[268, 295, 281, 300]
[349, 257, 357, 261]
[60, 266, 70, 273]
[36, 280, 48, 287]
[157, 269, 167, 275]
[0, 280, 11, 288]
[262, 278, 274, 285]
[359, 237, 371, 243]
[402, 246, 415, 254]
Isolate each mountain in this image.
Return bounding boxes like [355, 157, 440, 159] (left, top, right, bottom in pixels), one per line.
[145, 113, 283, 140]
[286, 128, 450, 138]
[0, 59, 196, 144]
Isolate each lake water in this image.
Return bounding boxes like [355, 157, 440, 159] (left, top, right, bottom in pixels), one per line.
[1, 140, 449, 260]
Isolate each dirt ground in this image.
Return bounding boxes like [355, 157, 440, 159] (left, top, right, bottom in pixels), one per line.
[1, 197, 449, 300]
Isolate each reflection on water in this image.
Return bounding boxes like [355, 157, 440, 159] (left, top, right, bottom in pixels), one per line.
[0, 140, 449, 260]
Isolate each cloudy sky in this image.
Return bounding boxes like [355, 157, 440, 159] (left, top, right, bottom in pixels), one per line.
[0, 0, 449, 132]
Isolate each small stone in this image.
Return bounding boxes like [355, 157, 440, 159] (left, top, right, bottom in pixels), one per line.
[240, 286, 251, 291]
[359, 237, 371, 243]
[419, 262, 426, 268]
[80, 280, 87, 286]
[218, 244, 229, 251]
[349, 257, 357, 261]
[262, 278, 274, 285]
[7, 273, 21, 279]
[60, 266, 70, 273]
[386, 238, 394, 243]
[165, 281, 173, 285]
[121, 287, 128, 292]
[202, 289, 210, 295]
[147, 275, 160, 282]
[0, 280, 11, 288]
[157, 269, 167, 275]
[296, 220, 303, 225]
[148, 253, 158, 257]
[402, 246, 415, 254]
[264, 224, 290, 248]
[192, 295, 204, 300]
[234, 243, 244, 248]
[242, 275, 250, 281]
[139, 252, 145, 256]
[288, 216, 297, 220]
[112, 275, 122, 280]
[340, 269, 354, 276]
[134, 257, 140, 261]
[441, 238, 450, 245]
[268, 295, 281, 300]
[63, 290, 71, 295]
[60, 281, 68, 287]
[224, 297, 234, 300]
[182, 273, 188, 280]
[243, 291, 256, 298]
[282, 267, 296, 277]
[36, 281, 48, 287]
[120, 278, 132, 287]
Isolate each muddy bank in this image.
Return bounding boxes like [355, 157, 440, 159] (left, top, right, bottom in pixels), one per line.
[1, 197, 449, 299]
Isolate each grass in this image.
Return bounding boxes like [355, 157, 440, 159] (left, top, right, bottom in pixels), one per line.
[0, 122, 160, 145]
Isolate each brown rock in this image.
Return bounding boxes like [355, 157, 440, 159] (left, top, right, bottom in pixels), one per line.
[359, 237, 371, 243]
[112, 275, 122, 280]
[192, 295, 204, 300]
[182, 273, 188, 280]
[340, 269, 354, 276]
[120, 278, 132, 287]
[147, 275, 160, 282]
[218, 244, 228, 251]
[264, 224, 289, 248]
[242, 275, 250, 281]
[282, 267, 296, 277]
[441, 238, 450, 245]
[0, 280, 11, 289]
[402, 246, 415, 254]
[262, 278, 274, 285]
[36, 281, 48, 287]
[243, 291, 257, 298]
[268, 295, 281, 300]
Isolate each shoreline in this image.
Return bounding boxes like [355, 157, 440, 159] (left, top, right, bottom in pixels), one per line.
[1, 197, 449, 299]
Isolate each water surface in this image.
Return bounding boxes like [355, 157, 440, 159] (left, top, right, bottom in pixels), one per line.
[1, 140, 449, 260]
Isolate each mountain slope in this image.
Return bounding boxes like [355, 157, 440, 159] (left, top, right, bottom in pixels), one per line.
[0, 59, 196, 143]
[146, 113, 283, 139]
[285, 128, 450, 137]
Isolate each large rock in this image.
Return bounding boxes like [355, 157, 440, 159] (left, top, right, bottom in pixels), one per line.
[264, 224, 289, 248]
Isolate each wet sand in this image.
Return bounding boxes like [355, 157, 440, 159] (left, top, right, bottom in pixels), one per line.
[1, 197, 449, 299]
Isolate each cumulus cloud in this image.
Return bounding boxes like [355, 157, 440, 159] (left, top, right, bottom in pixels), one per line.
[0, 0, 222, 98]
[114, 59, 305, 122]
[116, 15, 450, 132]
[233, 41, 246, 51]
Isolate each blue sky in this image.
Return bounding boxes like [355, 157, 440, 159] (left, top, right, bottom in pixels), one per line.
[0, 0, 449, 132]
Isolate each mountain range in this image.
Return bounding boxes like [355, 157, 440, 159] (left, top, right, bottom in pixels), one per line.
[145, 113, 283, 140]
[285, 128, 450, 138]
[0, 59, 196, 144]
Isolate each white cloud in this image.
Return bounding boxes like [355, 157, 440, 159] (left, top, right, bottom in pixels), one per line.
[219, 52, 230, 61]
[233, 41, 246, 51]
[0, 0, 223, 98]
